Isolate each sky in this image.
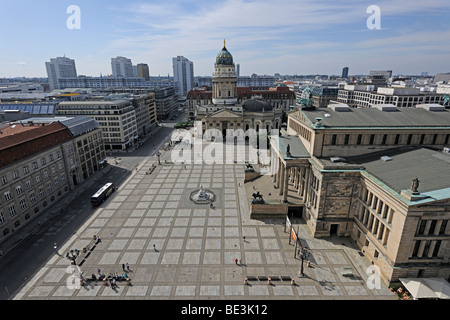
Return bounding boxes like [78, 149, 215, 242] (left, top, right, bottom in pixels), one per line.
[1, 0, 450, 78]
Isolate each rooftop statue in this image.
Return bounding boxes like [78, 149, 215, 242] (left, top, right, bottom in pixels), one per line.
[444, 94, 450, 106]
[298, 87, 314, 108]
[410, 177, 420, 193]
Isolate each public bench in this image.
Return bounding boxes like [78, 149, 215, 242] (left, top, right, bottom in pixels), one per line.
[341, 266, 354, 277]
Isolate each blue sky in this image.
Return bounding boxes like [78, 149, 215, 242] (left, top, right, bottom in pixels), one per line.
[1, 0, 450, 78]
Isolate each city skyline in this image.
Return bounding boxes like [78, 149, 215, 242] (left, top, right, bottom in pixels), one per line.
[1, 0, 450, 78]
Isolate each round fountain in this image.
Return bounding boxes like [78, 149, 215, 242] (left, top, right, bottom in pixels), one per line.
[190, 185, 215, 204]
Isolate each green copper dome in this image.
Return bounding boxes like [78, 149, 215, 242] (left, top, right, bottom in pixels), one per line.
[216, 45, 233, 65]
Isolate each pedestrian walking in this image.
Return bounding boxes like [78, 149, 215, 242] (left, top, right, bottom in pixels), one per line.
[153, 244, 157, 251]
[122, 263, 125, 271]
[126, 263, 130, 271]
[235, 258, 238, 265]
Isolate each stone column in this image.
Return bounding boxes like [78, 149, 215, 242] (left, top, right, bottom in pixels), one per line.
[283, 165, 289, 202]
[434, 220, 443, 235]
[276, 158, 282, 189]
[382, 228, 389, 246]
[293, 168, 298, 189]
[427, 241, 436, 258]
[279, 162, 285, 196]
[417, 240, 426, 258]
[424, 220, 432, 236]
[298, 166, 304, 195]
[304, 166, 310, 202]
[272, 150, 277, 182]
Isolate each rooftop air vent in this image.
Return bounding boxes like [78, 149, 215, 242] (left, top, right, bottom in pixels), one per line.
[415, 104, 445, 111]
[381, 156, 392, 162]
[372, 104, 399, 112]
[330, 156, 347, 163]
[329, 104, 351, 112]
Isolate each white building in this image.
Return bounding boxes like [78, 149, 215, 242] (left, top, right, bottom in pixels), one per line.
[237, 74, 275, 88]
[45, 56, 77, 90]
[57, 100, 138, 151]
[172, 56, 194, 97]
[111, 56, 134, 78]
[337, 85, 445, 108]
[0, 83, 44, 94]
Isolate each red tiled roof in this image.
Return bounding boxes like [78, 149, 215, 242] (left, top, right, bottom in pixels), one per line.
[0, 122, 73, 168]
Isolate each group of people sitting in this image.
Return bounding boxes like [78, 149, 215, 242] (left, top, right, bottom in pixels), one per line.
[91, 271, 129, 288]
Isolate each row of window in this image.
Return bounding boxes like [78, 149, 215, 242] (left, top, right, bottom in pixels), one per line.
[411, 239, 443, 259]
[358, 188, 393, 246]
[2, 173, 65, 205]
[307, 173, 320, 210]
[416, 219, 447, 236]
[329, 133, 450, 147]
[0, 187, 68, 235]
[1, 156, 63, 185]
[0, 181, 67, 226]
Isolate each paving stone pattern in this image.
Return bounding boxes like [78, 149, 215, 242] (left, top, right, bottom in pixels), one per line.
[14, 143, 396, 300]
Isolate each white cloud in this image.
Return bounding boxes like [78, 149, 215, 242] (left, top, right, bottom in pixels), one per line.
[39, 0, 450, 77]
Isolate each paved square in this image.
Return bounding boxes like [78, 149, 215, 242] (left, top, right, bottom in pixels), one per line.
[14, 141, 396, 300]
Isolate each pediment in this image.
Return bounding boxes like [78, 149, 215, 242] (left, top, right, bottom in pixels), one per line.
[208, 108, 242, 118]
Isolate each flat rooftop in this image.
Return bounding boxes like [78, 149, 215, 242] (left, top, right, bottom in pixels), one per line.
[299, 107, 450, 129]
[277, 135, 310, 159]
[350, 147, 450, 194]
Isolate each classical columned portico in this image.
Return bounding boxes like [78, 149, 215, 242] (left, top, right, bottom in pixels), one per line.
[270, 135, 311, 204]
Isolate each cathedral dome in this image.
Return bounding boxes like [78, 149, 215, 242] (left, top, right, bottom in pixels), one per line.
[216, 42, 233, 65]
[242, 99, 273, 113]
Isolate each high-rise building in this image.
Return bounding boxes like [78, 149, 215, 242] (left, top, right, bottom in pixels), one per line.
[342, 66, 349, 79]
[137, 64, 150, 81]
[45, 56, 77, 90]
[172, 56, 194, 97]
[111, 56, 134, 78]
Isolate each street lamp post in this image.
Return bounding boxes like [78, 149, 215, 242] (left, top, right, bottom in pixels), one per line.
[298, 247, 310, 277]
[156, 151, 161, 165]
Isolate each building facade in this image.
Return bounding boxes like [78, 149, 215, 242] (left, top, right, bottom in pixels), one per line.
[337, 85, 444, 108]
[194, 43, 283, 139]
[173, 56, 194, 97]
[137, 64, 150, 81]
[57, 100, 138, 150]
[111, 56, 134, 78]
[268, 104, 450, 284]
[45, 56, 77, 91]
[130, 94, 158, 136]
[342, 67, 349, 79]
[150, 87, 179, 120]
[0, 122, 73, 244]
[187, 85, 295, 120]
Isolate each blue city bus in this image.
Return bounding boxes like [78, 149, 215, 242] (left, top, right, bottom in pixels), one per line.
[91, 183, 115, 206]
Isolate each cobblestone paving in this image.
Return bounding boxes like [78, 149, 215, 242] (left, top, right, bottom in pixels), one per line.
[14, 142, 396, 300]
